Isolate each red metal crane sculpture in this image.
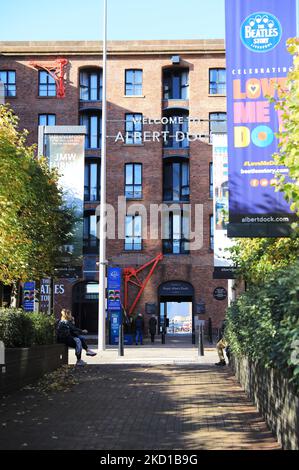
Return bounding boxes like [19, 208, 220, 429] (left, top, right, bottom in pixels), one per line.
[30, 58, 68, 99]
[123, 253, 163, 317]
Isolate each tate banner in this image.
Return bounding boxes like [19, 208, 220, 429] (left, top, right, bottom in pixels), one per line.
[39, 127, 86, 278]
[225, 0, 297, 237]
[212, 134, 235, 279]
[40, 278, 52, 314]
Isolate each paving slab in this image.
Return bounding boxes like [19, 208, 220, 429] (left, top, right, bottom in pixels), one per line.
[0, 362, 280, 450]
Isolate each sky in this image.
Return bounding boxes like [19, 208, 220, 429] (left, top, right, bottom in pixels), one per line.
[0, 0, 226, 41]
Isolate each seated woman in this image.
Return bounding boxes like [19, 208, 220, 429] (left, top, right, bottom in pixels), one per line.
[57, 309, 96, 366]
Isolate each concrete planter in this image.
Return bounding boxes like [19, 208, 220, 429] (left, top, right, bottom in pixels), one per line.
[231, 355, 299, 450]
[0, 344, 68, 395]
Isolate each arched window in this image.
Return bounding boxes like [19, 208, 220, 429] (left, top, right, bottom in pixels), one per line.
[80, 68, 102, 101]
[163, 68, 189, 100]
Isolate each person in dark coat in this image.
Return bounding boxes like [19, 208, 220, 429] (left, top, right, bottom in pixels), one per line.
[57, 309, 96, 366]
[135, 313, 144, 345]
[149, 315, 157, 344]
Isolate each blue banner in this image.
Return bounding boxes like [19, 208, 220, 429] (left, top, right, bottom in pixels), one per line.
[225, 0, 297, 236]
[23, 282, 35, 312]
[107, 267, 122, 311]
[107, 267, 122, 345]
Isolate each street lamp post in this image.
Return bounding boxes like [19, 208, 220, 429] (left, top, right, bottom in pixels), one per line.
[98, 0, 108, 352]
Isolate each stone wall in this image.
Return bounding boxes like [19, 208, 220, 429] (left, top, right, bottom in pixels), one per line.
[231, 355, 299, 450]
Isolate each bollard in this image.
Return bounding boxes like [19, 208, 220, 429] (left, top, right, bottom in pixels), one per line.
[118, 324, 124, 357]
[161, 327, 166, 344]
[0, 341, 5, 367]
[198, 322, 204, 357]
[208, 317, 213, 344]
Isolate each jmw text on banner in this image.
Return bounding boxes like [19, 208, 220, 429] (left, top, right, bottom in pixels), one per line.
[225, 0, 297, 237]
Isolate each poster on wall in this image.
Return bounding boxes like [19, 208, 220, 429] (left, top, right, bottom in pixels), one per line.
[225, 0, 297, 237]
[39, 126, 86, 278]
[212, 134, 235, 279]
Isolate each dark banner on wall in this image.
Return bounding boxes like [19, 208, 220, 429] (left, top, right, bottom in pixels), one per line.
[40, 278, 51, 314]
[225, 0, 297, 237]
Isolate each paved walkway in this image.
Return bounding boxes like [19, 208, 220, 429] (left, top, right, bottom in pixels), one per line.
[0, 340, 280, 450]
[69, 336, 220, 365]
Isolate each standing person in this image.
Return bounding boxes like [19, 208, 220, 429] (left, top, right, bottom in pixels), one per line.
[149, 314, 157, 344]
[135, 313, 144, 345]
[57, 309, 97, 366]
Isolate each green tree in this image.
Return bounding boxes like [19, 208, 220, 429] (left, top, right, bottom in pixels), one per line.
[0, 105, 74, 295]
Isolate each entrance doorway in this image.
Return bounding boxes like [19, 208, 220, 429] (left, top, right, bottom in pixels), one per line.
[159, 281, 195, 343]
[72, 282, 99, 334]
[160, 301, 192, 335]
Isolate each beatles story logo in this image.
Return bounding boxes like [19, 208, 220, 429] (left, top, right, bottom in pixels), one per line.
[240, 12, 282, 53]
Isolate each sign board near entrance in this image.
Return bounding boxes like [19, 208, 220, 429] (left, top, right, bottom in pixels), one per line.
[213, 287, 228, 301]
[196, 301, 206, 315]
[145, 303, 157, 315]
[159, 281, 193, 298]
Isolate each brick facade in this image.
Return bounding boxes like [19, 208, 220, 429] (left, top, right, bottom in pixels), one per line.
[0, 40, 228, 336]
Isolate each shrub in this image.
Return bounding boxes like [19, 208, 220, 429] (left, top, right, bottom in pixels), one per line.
[0, 308, 34, 347]
[30, 313, 56, 346]
[0, 308, 56, 348]
[226, 261, 299, 392]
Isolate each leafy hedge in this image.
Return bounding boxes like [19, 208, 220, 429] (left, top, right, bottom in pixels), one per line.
[0, 308, 56, 348]
[226, 261, 299, 392]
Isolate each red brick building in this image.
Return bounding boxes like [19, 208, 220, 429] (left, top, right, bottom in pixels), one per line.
[0, 40, 228, 340]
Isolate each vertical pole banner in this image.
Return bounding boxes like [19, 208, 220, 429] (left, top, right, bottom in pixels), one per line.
[213, 134, 235, 279]
[23, 282, 35, 312]
[44, 129, 85, 277]
[225, 0, 297, 237]
[107, 267, 122, 345]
